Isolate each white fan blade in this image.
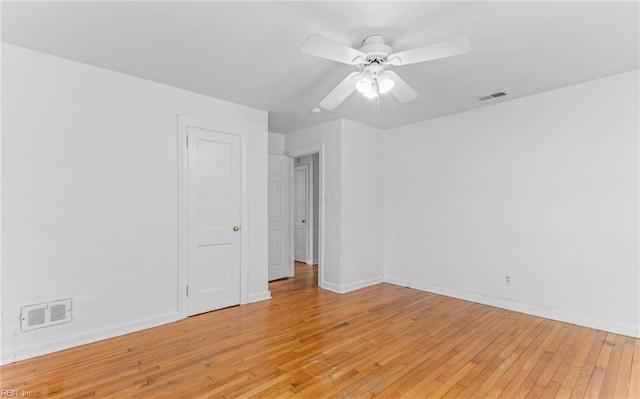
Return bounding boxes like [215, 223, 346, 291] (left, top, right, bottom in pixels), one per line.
[387, 37, 471, 66]
[301, 34, 367, 65]
[386, 71, 418, 103]
[319, 72, 360, 110]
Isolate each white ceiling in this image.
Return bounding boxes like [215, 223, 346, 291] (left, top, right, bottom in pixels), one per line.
[2, 1, 638, 134]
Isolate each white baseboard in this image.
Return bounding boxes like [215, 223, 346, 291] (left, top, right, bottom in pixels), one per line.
[319, 280, 343, 294]
[320, 276, 384, 294]
[2, 312, 181, 365]
[1, 292, 274, 365]
[341, 276, 384, 293]
[2, 292, 273, 365]
[246, 291, 272, 304]
[384, 276, 640, 338]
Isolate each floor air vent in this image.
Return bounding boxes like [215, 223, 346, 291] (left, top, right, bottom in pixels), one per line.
[21, 299, 72, 331]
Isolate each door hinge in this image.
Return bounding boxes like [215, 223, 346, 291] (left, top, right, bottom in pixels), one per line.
[186, 136, 189, 147]
[186, 285, 189, 297]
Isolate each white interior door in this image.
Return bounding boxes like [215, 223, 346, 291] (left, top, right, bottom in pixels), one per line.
[294, 166, 308, 263]
[187, 126, 240, 316]
[268, 155, 292, 280]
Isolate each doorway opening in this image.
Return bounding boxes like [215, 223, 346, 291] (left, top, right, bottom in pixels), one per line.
[285, 143, 325, 290]
[293, 154, 319, 266]
[269, 262, 318, 296]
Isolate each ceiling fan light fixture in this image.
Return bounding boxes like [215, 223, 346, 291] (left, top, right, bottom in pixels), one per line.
[301, 33, 469, 110]
[363, 89, 379, 99]
[378, 75, 395, 94]
[356, 70, 394, 99]
[356, 76, 373, 94]
[360, 79, 379, 99]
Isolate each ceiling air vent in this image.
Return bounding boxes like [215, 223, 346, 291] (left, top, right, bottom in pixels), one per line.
[477, 92, 507, 102]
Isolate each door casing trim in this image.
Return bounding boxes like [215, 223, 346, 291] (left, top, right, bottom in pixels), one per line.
[285, 143, 325, 289]
[293, 163, 311, 264]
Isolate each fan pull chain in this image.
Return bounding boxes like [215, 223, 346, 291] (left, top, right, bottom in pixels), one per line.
[376, 81, 381, 115]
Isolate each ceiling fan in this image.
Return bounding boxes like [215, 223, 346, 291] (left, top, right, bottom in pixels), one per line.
[300, 34, 471, 110]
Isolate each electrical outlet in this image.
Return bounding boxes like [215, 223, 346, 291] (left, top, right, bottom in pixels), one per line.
[504, 275, 512, 286]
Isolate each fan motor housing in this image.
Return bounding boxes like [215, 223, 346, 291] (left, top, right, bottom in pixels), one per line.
[364, 63, 385, 77]
[360, 35, 391, 64]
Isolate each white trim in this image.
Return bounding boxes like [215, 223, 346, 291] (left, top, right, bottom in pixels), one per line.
[1, 312, 181, 365]
[288, 158, 295, 277]
[239, 124, 250, 306]
[319, 281, 343, 294]
[246, 291, 272, 303]
[292, 155, 316, 266]
[384, 275, 640, 338]
[340, 276, 384, 294]
[177, 116, 188, 319]
[177, 115, 249, 314]
[306, 156, 315, 265]
[319, 276, 384, 294]
[293, 164, 310, 264]
[285, 143, 326, 289]
[306, 157, 314, 265]
[0, 41, 3, 367]
[340, 276, 385, 293]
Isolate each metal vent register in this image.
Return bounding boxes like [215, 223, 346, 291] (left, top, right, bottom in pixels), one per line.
[21, 299, 72, 331]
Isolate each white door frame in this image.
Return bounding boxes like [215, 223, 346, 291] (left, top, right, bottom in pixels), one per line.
[285, 143, 325, 289]
[297, 158, 315, 265]
[293, 163, 310, 264]
[177, 115, 249, 319]
[304, 160, 315, 265]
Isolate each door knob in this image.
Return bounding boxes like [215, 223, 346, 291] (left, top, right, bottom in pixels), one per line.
[233, 226, 240, 231]
[302, 220, 306, 223]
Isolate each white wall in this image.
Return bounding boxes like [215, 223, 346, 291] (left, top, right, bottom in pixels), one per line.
[285, 120, 342, 289]
[3, 44, 637, 369]
[384, 70, 640, 337]
[268, 132, 285, 155]
[285, 119, 385, 293]
[341, 120, 384, 290]
[1, 44, 269, 363]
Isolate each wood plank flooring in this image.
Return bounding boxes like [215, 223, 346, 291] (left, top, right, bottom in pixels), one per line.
[1, 262, 638, 398]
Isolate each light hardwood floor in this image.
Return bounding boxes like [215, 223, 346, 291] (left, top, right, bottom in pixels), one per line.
[1, 262, 638, 398]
